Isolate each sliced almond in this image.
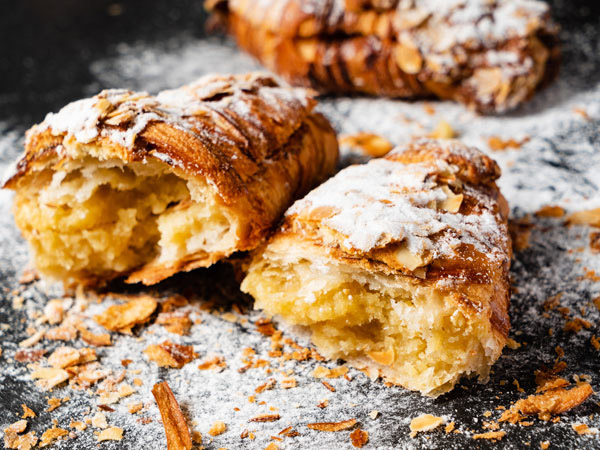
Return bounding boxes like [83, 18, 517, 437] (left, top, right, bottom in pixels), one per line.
[30, 367, 70, 390]
[409, 414, 444, 436]
[367, 348, 395, 366]
[95, 296, 157, 334]
[144, 341, 197, 369]
[395, 43, 423, 74]
[152, 382, 193, 450]
[307, 419, 357, 432]
[566, 208, 600, 227]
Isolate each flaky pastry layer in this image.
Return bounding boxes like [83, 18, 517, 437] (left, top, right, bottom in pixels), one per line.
[4, 73, 339, 286]
[242, 139, 511, 396]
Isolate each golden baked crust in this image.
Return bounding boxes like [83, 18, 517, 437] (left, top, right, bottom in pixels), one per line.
[208, 0, 560, 113]
[242, 138, 511, 396]
[4, 73, 339, 286]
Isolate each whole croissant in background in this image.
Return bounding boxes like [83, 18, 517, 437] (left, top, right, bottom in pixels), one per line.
[207, 0, 560, 113]
[3, 73, 339, 287]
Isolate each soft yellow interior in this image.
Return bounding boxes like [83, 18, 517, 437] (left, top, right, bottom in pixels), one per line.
[13, 155, 237, 285]
[242, 258, 496, 396]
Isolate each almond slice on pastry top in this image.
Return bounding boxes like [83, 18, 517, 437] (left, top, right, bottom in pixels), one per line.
[241, 138, 511, 397]
[3, 73, 338, 287]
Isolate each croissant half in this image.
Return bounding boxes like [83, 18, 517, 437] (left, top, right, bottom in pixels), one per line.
[242, 139, 511, 396]
[208, 0, 559, 113]
[3, 73, 339, 287]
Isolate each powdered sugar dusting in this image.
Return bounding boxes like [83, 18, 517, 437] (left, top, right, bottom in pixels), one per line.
[288, 144, 504, 260]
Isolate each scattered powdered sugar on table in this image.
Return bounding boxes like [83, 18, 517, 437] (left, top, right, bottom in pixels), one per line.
[1, 12, 600, 450]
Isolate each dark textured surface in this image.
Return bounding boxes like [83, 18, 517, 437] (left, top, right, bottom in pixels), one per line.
[1, 1, 600, 449]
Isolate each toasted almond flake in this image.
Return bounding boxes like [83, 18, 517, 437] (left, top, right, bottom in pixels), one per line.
[488, 136, 529, 151]
[255, 379, 276, 394]
[445, 422, 455, 433]
[92, 412, 108, 429]
[369, 410, 379, 420]
[97, 427, 124, 442]
[473, 430, 506, 440]
[197, 354, 226, 371]
[339, 133, 393, 158]
[76, 323, 112, 347]
[152, 381, 193, 450]
[118, 383, 135, 398]
[39, 427, 68, 447]
[128, 402, 144, 414]
[6, 420, 28, 434]
[280, 377, 297, 389]
[350, 429, 369, 447]
[317, 399, 329, 408]
[21, 404, 36, 419]
[46, 397, 65, 412]
[535, 205, 565, 218]
[95, 296, 157, 334]
[572, 423, 599, 435]
[502, 383, 593, 422]
[208, 421, 227, 437]
[264, 443, 279, 450]
[156, 313, 192, 336]
[322, 381, 336, 392]
[506, 338, 522, 350]
[409, 414, 444, 437]
[19, 329, 46, 348]
[3, 430, 38, 450]
[564, 317, 592, 333]
[48, 346, 96, 368]
[69, 421, 87, 431]
[566, 208, 600, 228]
[30, 367, 70, 390]
[145, 341, 197, 369]
[307, 419, 356, 432]
[43, 299, 64, 325]
[249, 414, 280, 423]
[540, 441, 550, 449]
[428, 120, 456, 139]
[367, 349, 395, 366]
[98, 391, 121, 406]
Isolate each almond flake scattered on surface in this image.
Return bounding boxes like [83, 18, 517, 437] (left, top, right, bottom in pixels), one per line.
[501, 383, 593, 422]
[488, 136, 529, 151]
[128, 402, 144, 414]
[339, 132, 394, 158]
[6, 420, 28, 434]
[473, 430, 506, 440]
[39, 426, 68, 447]
[95, 295, 157, 334]
[312, 365, 348, 379]
[428, 120, 456, 139]
[350, 428, 369, 447]
[69, 421, 87, 431]
[535, 205, 566, 218]
[445, 422, 455, 433]
[18, 329, 46, 348]
[76, 323, 112, 346]
[264, 443, 279, 450]
[208, 421, 227, 437]
[572, 423, 599, 435]
[280, 376, 297, 389]
[92, 412, 108, 429]
[46, 397, 67, 412]
[197, 354, 226, 371]
[144, 341, 197, 368]
[540, 441, 550, 449]
[152, 381, 193, 450]
[409, 414, 445, 437]
[3, 430, 38, 450]
[249, 414, 280, 423]
[21, 404, 36, 419]
[566, 208, 600, 228]
[156, 312, 192, 335]
[30, 367, 70, 390]
[369, 410, 379, 420]
[97, 426, 124, 442]
[307, 419, 357, 432]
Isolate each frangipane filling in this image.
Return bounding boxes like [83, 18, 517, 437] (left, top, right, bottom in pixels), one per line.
[14, 155, 237, 284]
[242, 257, 497, 396]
